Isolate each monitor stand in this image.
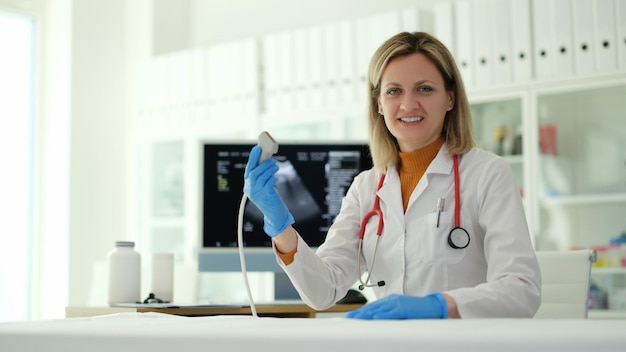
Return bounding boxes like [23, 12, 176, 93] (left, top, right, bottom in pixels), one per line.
[274, 272, 300, 300]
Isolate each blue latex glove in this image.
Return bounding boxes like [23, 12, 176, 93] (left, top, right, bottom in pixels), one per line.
[244, 145, 295, 237]
[345, 293, 448, 320]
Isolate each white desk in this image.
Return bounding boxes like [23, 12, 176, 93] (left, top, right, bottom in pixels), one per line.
[2, 313, 625, 352]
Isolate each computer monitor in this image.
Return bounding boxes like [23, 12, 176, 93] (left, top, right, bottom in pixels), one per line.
[198, 141, 372, 276]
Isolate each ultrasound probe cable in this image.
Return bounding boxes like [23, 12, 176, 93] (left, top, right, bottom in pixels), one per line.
[237, 193, 258, 317]
[237, 132, 279, 318]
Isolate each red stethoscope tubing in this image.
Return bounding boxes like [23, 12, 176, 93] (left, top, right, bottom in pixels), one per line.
[361, 154, 463, 240]
[358, 174, 385, 239]
[453, 154, 461, 227]
[357, 154, 466, 290]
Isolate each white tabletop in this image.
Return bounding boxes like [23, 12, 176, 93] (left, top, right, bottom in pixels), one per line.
[1, 312, 625, 352]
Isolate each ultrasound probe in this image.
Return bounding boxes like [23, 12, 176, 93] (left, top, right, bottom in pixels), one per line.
[237, 131, 279, 317]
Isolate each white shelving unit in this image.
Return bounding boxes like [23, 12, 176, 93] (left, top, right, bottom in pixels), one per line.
[132, 1, 626, 310]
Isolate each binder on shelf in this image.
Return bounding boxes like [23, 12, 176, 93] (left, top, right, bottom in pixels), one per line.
[374, 11, 402, 44]
[277, 31, 295, 114]
[261, 34, 279, 114]
[206, 45, 220, 119]
[172, 51, 191, 112]
[618, 0, 626, 71]
[552, 0, 575, 78]
[368, 11, 401, 101]
[491, 0, 513, 85]
[307, 25, 324, 108]
[400, 7, 435, 34]
[532, 0, 556, 79]
[454, 0, 475, 88]
[323, 23, 340, 107]
[189, 49, 207, 107]
[226, 42, 242, 119]
[593, 0, 619, 73]
[472, 0, 494, 87]
[351, 11, 401, 106]
[337, 20, 356, 105]
[433, 3, 454, 54]
[354, 16, 373, 104]
[216, 44, 232, 119]
[509, 0, 533, 82]
[186, 51, 200, 118]
[293, 28, 310, 111]
[241, 39, 259, 118]
[572, 0, 596, 74]
[400, 7, 417, 32]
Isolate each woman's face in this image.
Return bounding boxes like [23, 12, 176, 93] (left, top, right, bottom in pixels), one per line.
[377, 53, 454, 152]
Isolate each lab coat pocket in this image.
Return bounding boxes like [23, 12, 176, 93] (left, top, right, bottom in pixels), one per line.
[416, 212, 465, 264]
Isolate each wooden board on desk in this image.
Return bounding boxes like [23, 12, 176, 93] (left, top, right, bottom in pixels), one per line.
[65, 303, 364, 319]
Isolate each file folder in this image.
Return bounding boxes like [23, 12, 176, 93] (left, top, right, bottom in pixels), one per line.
[337, 21, 355, 105]
[552, 0, 575, 78]
[593, 0, 619, 73]
[492, 0, 513, 84]
[241, 39, 259, 118]
[510, 0, 533, 82]
[308, 25, 324, 108]
[261, 34, 279, 114]
[277, 31, 295, 113]
[368, 11, 401, 101]
[572, 0, 596, 74]
[532, 0, 555, 79]
[400, 7, 418, 32]
[226, 44, 240, 118]
[618, 0, 626, 70]
[454, 0, 475, 87]
[354, 16, 372, 103]
[293, 28, 310, 111]
[189, 49, 206, 106]
[206, 46, 219, 118]
[323, 23, 340, 107]
[472, 0, 494, 87]
[433, 3, 454, 54]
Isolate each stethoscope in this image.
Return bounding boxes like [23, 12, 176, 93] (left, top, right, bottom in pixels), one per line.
[357, 154, 470, 290]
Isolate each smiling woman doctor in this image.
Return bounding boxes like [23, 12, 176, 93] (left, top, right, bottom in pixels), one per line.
[244, 31, 541, 319]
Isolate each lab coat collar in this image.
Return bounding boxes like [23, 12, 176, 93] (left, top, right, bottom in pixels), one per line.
[377, 144, 455, 215]
[408, 144, 454, 204]
[427, 143, 455, 175]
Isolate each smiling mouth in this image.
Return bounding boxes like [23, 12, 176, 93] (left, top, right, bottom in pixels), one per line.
[399, 116, 424, 123]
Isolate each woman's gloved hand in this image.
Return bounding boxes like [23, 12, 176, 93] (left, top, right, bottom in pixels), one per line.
[345, 293, 448, 319]
[244, 145, 294, 237]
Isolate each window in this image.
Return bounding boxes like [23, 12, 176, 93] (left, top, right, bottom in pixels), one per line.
[0, 9, 35, 322]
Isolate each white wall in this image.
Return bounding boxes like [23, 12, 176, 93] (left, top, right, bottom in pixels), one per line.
[67, 0, 133, 307]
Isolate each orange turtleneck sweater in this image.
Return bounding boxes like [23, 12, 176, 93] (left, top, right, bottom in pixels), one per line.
[398, 138, 444, 212]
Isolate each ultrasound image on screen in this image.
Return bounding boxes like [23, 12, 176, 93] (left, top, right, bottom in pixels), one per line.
[202, 143, 372, 248]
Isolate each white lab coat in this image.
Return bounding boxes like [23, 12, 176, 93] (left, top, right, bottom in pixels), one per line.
[277, 145, 542, 318]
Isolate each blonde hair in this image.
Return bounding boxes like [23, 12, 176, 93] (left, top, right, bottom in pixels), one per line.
[367, 31, 475, 172]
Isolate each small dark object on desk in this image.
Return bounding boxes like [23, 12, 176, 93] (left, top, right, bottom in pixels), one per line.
[138, 292, 170, 304]
[336, 289, 368, 304]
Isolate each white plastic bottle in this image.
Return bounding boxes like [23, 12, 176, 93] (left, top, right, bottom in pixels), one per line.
[107, 241, 141, 305]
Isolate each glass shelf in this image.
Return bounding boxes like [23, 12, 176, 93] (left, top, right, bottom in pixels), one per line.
[537, 85, 626, 198]
[470, 98, 524, 158]
[535, 82, 626, 252]
[541, 193, 626, 206]
[593, 267, 626, 275]
[470, 97, 525, 197]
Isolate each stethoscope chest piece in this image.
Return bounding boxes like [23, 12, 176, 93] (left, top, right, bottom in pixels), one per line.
[448, 227, 470, 249]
